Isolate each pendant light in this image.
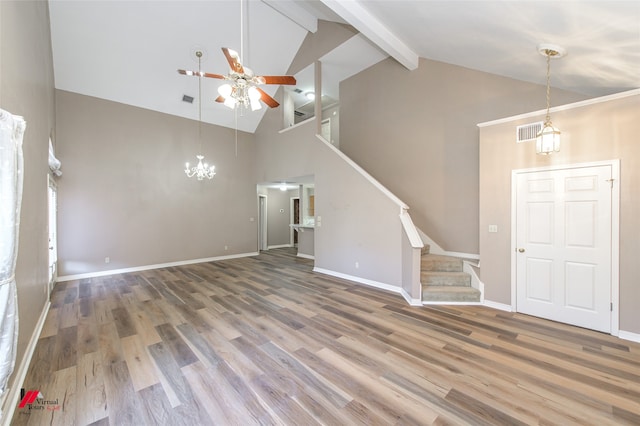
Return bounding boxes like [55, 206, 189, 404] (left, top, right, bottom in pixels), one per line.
[536, 43, 566, 155]
[184, 50, 216, 180]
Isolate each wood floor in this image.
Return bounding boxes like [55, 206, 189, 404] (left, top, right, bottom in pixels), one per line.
[11, 248, 640, 425]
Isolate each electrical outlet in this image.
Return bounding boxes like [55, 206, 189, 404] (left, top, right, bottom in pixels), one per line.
[105, 257, 110, 264]
[355, 261, 359, 269]
[224, 245, 228, 251]
[488, 225, 498, 233]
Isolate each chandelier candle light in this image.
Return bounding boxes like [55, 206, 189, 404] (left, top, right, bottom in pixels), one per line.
[536, 43, 565, 155]
[184, 50, 216, 180]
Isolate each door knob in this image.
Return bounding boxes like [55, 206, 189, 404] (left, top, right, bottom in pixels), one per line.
[518, 248, 525, 253]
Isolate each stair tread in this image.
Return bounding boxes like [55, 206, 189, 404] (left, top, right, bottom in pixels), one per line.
[423, 286, 480, 293]
[422, 271, 469, 276]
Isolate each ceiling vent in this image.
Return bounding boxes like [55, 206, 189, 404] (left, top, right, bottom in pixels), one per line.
[516, 121, 543, 143]
[182, 94, 194, 104]
[293, 88, 303, 94]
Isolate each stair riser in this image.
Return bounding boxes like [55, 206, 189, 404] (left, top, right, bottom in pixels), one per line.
[422, 271, 471, 287]
[423, 292, 480, 303]
[421, 259, 463, 272]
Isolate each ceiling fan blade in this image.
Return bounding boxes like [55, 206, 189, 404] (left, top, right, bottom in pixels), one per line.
[214, 96, 225, 103]
[256, 87, 280, 108]
[203, 72, 225, 79]
[178, 69, 225, 79]
[222, 47, 244, 74]
[258, 75, 297, 85]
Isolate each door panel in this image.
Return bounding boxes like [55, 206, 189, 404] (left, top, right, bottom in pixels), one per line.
[516, 165, 612, 332]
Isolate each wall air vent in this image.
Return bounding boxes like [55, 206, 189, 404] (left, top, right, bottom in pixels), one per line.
[182, 94, 194, 104]
[516, 121, 543, 143]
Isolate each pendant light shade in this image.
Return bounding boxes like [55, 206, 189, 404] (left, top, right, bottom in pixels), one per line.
[536, 122, 561, 155]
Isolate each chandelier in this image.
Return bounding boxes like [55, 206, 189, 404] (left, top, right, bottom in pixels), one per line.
[185, 155, 215, 181]
[535, 44, 565, 155]
[184, 50, 215, 180]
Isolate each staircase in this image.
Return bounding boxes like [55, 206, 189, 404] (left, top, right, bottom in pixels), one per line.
[421, 246, 480, 303]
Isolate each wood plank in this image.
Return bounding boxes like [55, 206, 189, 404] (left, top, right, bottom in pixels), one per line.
[102, 360, 145, 424]
[121, 335, 160, 391]
[76, 351, 108, 425]
[155, 323, 198, 368]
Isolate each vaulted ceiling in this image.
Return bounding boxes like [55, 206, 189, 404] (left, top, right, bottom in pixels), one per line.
[48, 0, 640, 133]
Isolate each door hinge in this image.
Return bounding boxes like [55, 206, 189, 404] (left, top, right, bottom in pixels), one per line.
[606, 178, 615, 189]
[611, 302, 613, 311]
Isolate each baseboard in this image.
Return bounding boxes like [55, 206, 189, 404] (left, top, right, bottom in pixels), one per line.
[483, 299, 513, 312]
[400, 289, 422, 306]
[57, 252, 259, 282]
[1, 300, 50, 426]
[618, 330, 640, 343]
[297, 253, 315, 260]
[313, 267, 402, 296]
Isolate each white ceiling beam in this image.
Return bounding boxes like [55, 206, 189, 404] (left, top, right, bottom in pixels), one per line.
[262, 0, 318, 33]
[319, 0, 419, 70]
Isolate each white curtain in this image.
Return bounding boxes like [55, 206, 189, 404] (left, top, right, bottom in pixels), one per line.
[0, 109, 25, 406]
[48, 137, 61, 176]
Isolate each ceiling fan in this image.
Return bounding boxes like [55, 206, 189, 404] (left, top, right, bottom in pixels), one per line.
[178, 48, 296, 111]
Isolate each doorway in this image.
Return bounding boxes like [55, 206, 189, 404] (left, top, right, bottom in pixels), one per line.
[290, 197, 300, 246]
[512, 161, 619, 334]
[48, 175, 58, 294]
[258, 195, 267, 251]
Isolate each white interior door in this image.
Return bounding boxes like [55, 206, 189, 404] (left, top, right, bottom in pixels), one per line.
[47, 176, 58, 294]
[515, 165, 613, 333]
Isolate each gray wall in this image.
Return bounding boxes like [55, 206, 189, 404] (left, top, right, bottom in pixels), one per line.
[340, 57, 589, 255]
[479, 92, 640, 334]
[0, 0, 55, 410]
[55, 90, 258, 276]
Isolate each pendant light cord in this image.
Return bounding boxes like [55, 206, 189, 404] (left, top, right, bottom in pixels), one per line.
[545, 51, 551, 124]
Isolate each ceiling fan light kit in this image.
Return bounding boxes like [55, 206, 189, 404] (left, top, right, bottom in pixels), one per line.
[178, 47, 296, 112]
[535, 43, 565, 155]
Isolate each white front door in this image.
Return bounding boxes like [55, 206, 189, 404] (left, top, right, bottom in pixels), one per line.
[515, 164, 613, 333]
